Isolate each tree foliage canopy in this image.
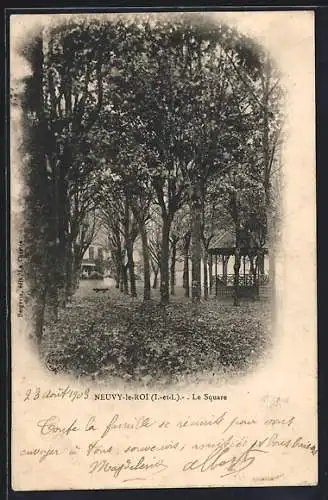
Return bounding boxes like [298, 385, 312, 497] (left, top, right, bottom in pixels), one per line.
[19, 16, 283, 334]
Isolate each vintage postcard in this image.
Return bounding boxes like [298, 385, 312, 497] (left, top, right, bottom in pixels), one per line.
[10, 10, 317, 490]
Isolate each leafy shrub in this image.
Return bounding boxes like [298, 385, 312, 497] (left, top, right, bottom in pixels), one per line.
[42, 293, 271, 384]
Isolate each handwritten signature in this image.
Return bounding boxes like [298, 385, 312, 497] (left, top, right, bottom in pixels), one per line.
[89, 456, 168, 478]
[183, 440, 268, 477]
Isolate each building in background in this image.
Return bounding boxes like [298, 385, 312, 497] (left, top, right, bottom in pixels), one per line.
[81, 229, 110, 279]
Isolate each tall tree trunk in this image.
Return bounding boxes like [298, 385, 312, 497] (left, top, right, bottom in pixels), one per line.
[120, 260, 129, 295]
[139, 222, 151, 301]
[170, 239, 177, 296]
[232, 192, 241, 306]
[160, 214, 171, 305]
[47, 241, 60, 320]
[126, 240, 137, 297]
[122, 198, 137, 297]
[183, 255, 189, 297]
[110, 248, 121, 289]
[249, 253, 258, 300]
[114, 255, 120, 288]
[233, 245, 241, 306]
[65, 239, 74, 302]
[254, 254, 260, 298]
[203, 248, 209, 300]
[209, 253, 213, 293]
[152, 268, 159, 289]
[115, 226, 123, 290]
[191, 185, 202, 303]
[119, 252, 124, 292]
[182, 231, 191, 298]
[58, 149, 71, 309]
[72, 257, 82, 294]
[45, 274, 60, 321]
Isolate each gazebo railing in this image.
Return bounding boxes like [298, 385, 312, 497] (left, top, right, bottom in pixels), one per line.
[212, 273, 269, 288]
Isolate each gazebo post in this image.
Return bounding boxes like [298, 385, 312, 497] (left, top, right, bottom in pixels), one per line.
[209, 253, 213, 293]
[221, 254, 225, 281]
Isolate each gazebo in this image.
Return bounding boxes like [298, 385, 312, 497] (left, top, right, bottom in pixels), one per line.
[208, 229, 269, 298]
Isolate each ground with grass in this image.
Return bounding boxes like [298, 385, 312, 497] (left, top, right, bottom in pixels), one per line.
[41, 285, 273, 386]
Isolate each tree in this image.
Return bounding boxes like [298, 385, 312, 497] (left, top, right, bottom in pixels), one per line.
[20, 17, 283, 340]
[169, 209, 188, 296]
[95, 122, 153, 300]
[40, 21, 108, 305]
[182, 229, 191, 297]
[200, 195, 219, 300]
[98, 176, 139, 297]
[66, 154, 101, 298]
[105, 19, 257, 305]
[20, 21, 127, 339]
[222, 44, 283, 291]
[148, 207, 163, 290]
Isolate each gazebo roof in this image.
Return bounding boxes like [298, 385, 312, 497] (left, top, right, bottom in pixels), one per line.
[209, 229, 235, 251]
[208, 228, 268, 256]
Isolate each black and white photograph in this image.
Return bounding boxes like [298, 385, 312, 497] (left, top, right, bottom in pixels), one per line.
[10, 10, 317, 490]
[13, 12, 283, 383]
